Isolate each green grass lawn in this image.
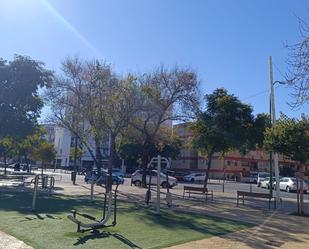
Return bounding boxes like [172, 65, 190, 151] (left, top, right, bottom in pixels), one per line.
[0, 190, 253, 249]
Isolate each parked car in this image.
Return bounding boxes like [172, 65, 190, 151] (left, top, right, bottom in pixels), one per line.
[260, 177, 270, 188]
[97, 170, 124, 185]
[131, 169, 177, 188]
[111, 168, 124, 178]
[171, 171, 187, 182]
[183, 172, 206, 183]
[278, 177, 308, 193]
[84, 170, 124, 185]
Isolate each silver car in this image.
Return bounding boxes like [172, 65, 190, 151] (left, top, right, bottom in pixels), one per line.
[131, 169, 177, 188]
[279, 177, 308, 193]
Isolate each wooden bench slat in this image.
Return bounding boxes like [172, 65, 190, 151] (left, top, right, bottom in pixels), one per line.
[236, 191, 274, 209]
[183, 185, 213, 201]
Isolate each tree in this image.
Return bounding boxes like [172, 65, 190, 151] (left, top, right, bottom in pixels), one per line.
[0, 137, 15, 174]
[47, 57, 139, 190]
[15, 126, 46, 173]
[264, 114, 309, 215]
[69, 146, 83, 166]
[191, 88, 256, 188]
[0, 55, 53, 139]
[130, 66, 199, 186]
[119, 135, 182, 168]
[285, 17, 309, 107]
[31, 141, 56, 177]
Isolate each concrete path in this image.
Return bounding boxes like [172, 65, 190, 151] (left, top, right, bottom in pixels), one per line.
[0, 231, 33, 249]
[165, 202, 309, 249]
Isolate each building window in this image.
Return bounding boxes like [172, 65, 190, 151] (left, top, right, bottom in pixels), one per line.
[241, 161, 249, 167]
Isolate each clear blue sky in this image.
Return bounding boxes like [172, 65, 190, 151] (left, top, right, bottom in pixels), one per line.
[0, 0, 308, 119]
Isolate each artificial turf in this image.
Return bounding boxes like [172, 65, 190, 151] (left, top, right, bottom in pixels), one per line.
[0, 190, 253, 249]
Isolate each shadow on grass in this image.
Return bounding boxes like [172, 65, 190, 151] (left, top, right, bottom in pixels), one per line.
[74, 231, 142, 249]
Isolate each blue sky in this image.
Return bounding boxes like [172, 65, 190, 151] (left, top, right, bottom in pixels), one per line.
[0, 0, 308, 119]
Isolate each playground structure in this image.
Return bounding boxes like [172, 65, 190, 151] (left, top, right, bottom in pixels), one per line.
[67, 183, 119, 232]
[145, 155, 173, 213]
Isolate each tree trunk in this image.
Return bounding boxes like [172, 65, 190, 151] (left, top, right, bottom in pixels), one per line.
[41, 163, 44, 179]
[141, 140, 150, 188]
[95, 139, 103, 175]
[299, 164, 305, 215]
[107, 133, 116, 192]
[4, 153, 7, 175]
[73, 136, 78, 174]
[203, 152, 213, 189]
[25, 154, 30, 173]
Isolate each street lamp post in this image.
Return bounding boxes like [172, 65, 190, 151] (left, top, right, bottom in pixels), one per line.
[269, 56, 284, 207]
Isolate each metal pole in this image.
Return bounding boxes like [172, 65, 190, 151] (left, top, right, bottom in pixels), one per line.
[269, 89, 273, 198]
[32, 175, 39, 211]
[269, 56, 280, 207]
[156, 155, 161, 214]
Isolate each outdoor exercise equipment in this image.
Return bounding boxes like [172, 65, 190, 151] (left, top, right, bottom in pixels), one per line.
[31, 174, 55, 211]
[67, 183, 119, 232]
[145, 155, 172, 213]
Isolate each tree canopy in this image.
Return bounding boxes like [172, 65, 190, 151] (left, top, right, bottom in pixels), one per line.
[191, 88, 267, 187]
[0, 55, 53, 139]
[264, 114, 309, 165]
[264, 114, 309, 215]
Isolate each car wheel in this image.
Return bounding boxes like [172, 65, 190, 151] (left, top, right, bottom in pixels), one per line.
[286, 186, 290, 193]
[161, 182, 169, 188]
[134, 180, 141, 187]
[190, 178, 195, 183]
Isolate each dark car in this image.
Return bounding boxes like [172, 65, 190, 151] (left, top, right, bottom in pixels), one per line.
[84, 170, 124, 185]
[171, 171, 187, 182]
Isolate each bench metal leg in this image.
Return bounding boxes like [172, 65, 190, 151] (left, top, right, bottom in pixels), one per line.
[237, 196, 239, 206]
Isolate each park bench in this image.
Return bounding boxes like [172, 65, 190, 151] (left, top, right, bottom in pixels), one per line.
[183, 186, 213, 201]
[236, 191, 275, 209]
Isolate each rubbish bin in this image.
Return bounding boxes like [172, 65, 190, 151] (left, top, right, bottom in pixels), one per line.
[71, 171, 77, 184]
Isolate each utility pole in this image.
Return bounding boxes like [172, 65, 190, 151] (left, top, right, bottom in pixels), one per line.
[269, 56, 280, 207]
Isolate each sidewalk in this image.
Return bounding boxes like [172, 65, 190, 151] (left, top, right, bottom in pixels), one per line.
[166, 210, 309, 249]
[0, 231, 33, 249]
[163, 190, 309, 249]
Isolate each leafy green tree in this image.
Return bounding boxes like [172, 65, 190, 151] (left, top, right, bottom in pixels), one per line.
[264, 114, 309, 215]
[31, 141, 56, 177]
[0, 137, 15, 174]
[15, 126, 46, 173]
[119, 136, 182, 168]
[69, 146, 83, 166]
[0, 55, 53, 139]
[191, 88, 256, 188]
